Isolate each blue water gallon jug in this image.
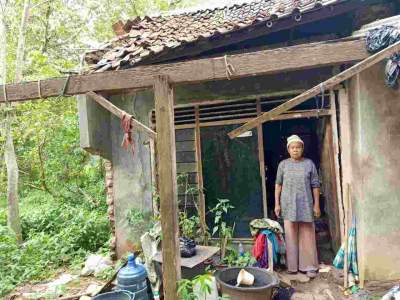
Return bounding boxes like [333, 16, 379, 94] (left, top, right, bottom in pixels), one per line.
[117, 253, 149, 300]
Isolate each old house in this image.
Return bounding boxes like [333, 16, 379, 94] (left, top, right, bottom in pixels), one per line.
[77, 0, 400, 283]
[2, 0, 400, 297]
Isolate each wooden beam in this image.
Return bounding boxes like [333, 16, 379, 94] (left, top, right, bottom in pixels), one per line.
[148, 111, 160, 216]
[174, 109, 331, 129]
[338, 88, 353, 187]
[171, 89, 305, 109]
[343, 182, 350, 289]
[86, 91, 157, 139]
[0, 39, 368, 103]
[330, 90, 345, 243]
[154, 75, 181, 300]
[228, 40, 400, 139]
[256, 99, 268, 218]
[194, 106, 207, 243]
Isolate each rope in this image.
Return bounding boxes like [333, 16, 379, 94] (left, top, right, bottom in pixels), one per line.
[54, 75, 71, 101]
[61, 75, 71, 96]
[37, 79, 42, 99]
[224, 54, 236, 80]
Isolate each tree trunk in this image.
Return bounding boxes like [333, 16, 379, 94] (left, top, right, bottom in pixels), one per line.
[4, 119, 22, 243]
[41, 3, 51, 53]
[15, 0, 31, 82]
[0, 5, 23, 244]
[1, 0, 30, 244]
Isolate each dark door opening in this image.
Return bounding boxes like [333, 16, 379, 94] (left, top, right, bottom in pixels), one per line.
[263, 118, 320, 217]
[262, 118, 335, 263]
[201, 125, 263, 238]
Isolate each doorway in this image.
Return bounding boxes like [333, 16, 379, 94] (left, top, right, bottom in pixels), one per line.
[201, 124, 263, 238]
[263, 118, 320, 217]
[262, 117, 336, 263]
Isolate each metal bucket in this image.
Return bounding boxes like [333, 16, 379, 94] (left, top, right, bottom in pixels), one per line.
[92, 290, 135, 300]
[215, 267, 279, 300]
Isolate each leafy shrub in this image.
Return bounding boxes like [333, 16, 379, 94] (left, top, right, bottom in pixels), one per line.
[0, 197, 111, 297]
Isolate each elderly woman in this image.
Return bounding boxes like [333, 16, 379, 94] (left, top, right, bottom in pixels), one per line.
[275, 134, 320, 278]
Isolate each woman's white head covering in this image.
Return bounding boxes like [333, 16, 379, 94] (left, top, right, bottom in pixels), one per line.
[287, 134, 304, 148]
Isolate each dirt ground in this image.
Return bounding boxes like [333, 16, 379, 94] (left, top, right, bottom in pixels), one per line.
[5, 273, 106, 300]
[289, 275, 344, 300]
[278, 266, 395, 300]
[7, 266, 396, 299]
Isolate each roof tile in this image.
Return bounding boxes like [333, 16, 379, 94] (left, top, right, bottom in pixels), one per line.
[85, 0, 342, 72]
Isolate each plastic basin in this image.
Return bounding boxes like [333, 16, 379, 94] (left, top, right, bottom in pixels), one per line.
[215, 267, 279, 300]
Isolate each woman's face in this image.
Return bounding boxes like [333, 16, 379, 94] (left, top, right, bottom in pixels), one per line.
[288, 142, 304, 160]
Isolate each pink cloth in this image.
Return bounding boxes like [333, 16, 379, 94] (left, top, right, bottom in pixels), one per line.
[284, 220, 318, 272]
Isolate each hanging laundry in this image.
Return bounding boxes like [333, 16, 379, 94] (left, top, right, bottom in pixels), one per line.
[366, 25, 400, 88]
[333, 217, 359, 281]
[250, 218, 286, 265]
[262, 230, 279, 264]
[250, 218, 286, 268]
[252, 233, 266, 260]
[256, 233, 269, 268]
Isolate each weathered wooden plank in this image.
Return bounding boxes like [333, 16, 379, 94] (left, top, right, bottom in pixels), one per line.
[256, 99, 268, 218]
[175, 118, 252, 129]
[338, 88, 354, 278]
[330, 90, 344, 244]
[343, 182, 350, 289]
[176, 141, 196, 152]
[174, 110, 332, 129]
[338, 88, 353, 186]
[326, 120, 342, 251]
[176, 151, 196, 163]
[228, 40, 400, 139]
[148, 112, 159, 215]
[86, 91, 157, 139]
[175, 128, 195, 141]
[177, 162, 197, 174]
[154, 75, 181, 300]
[195, 106, 206, 242]
[0, 39, 369, 103]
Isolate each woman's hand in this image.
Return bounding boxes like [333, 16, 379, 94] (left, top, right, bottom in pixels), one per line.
[274, 184, 282, 219]
[313, 206, 321, 218]
[275, 204, 281, 218]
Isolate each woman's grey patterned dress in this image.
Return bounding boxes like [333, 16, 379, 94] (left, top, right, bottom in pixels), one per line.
[276, 158, 320, 222]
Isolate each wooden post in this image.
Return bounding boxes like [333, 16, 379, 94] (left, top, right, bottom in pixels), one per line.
[256, 99, 268, 218]
[194, 106, 207, 243]
[338, 87, 353, 288]
[343, 183, 350, 289]
[330, 90, 345, 243]
[148, 111, 159, 215]
[338, 88, 353, 195]
[154, 75, 181, 300]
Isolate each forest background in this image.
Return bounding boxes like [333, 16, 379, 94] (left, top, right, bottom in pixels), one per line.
[0, 0, 203, 296]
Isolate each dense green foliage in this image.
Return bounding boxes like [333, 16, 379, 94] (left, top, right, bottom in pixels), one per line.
[0, 0, 198, 296]
[0, 99, 111, 296]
